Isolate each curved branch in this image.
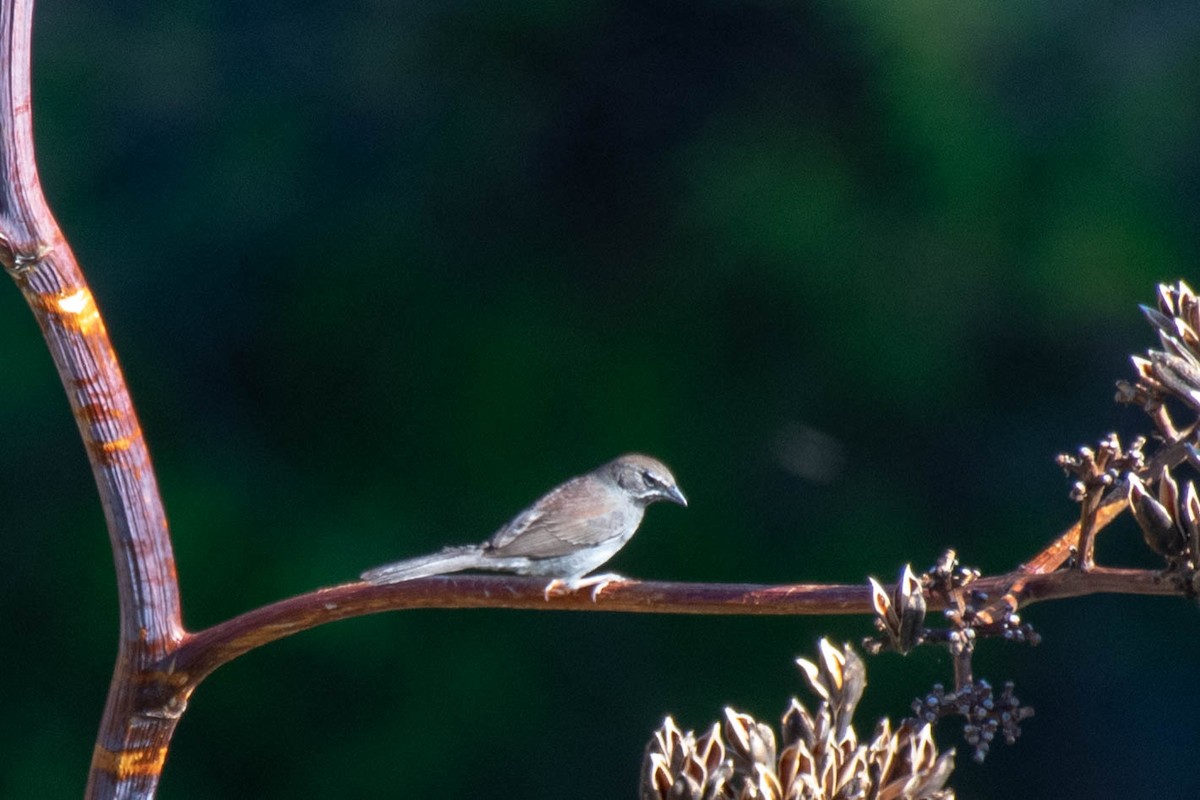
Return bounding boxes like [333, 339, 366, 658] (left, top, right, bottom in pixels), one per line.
[0, 1, 183, 796]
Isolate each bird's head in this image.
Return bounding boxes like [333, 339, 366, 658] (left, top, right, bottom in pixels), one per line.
[607, 454, 688, 508]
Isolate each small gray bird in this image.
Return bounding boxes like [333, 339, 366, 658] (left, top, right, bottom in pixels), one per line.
[360, 454, 687, 598]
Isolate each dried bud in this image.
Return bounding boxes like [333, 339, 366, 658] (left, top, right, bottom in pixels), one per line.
[1128, 474, 1185, 557]
[867, 566, 927, 655]
[723, 707, 777, 774]
[1141, 304, 1176, 338]
[797, 640, 866, 739]
[1183, 482, 1200, 563]
[1159, 466, 1181, 516]
[1150, 351, 1200, 412]
[780, 699, 816, 751]
[1130, 354, 1157, 384]
[897, 565, 927, 652]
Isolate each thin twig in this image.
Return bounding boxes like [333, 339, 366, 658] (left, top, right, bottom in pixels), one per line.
[1013, 435, 1197, 581]
[1075, 486, 1104, 571]
[951, 647, 974, 691]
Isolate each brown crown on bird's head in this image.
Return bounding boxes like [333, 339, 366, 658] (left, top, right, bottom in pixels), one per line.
[606, 454, 688, 508]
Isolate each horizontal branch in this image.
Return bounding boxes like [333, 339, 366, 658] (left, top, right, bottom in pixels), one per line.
[166, 565, 1181, 689]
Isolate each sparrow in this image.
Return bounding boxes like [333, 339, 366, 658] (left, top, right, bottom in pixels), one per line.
[360, 454, 687, 599]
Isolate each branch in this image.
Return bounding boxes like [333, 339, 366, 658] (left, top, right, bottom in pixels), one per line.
[1012, 433, 1197, 580]
[164, 564, 1177, 691]
[0, 1, 183, 796]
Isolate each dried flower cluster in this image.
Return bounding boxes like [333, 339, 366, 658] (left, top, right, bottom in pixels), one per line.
[863, 553, 1037, 763]
[1056, 433, 1146, 506]
[1056, 432, 1148, 569]
[926, 552, 1039, 646]
[1128, 467, 1200, 575]
[1104, 280, 1200, 583]
[867, 555, 1039, 657]
[641, 641, 955, 800]
[1120, 280, 1200, 436]
[910, 680, 1033, 764]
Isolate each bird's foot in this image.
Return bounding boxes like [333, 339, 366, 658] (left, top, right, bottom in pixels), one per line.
[543, 573, 627, 602]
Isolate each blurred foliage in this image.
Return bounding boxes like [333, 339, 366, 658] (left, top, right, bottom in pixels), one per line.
[2, 0, 1199, 797]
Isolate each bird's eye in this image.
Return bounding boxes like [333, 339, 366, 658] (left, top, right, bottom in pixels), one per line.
[642, 470, 661, 486]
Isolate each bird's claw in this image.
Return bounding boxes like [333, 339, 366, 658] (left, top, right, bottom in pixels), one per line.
[542, 573, 627, 602]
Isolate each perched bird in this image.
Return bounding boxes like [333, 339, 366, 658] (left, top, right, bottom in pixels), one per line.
[360, 454, 687, 599]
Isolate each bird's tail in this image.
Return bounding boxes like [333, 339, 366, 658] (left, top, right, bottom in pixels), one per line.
[360, 544, 488, 584]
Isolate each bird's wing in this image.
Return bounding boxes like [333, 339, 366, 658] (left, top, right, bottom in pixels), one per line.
[485, 477, 632, 558]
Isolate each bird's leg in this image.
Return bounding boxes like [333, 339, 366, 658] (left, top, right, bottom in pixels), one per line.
[543, 573, 628, 602]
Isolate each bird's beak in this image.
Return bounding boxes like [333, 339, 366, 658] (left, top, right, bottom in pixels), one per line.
[666, 485, 688, 507]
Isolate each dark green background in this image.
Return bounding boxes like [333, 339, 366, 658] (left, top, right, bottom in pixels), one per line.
[2, 0, 1197, 797]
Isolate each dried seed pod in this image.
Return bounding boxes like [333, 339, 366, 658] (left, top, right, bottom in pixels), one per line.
[797, 640, 865, 742]
[1157, 282, 1177, 315]
[1150, 351, 1200, 411]
[1127, 356, 1168, 404]
[867, 566, 926, 655]
[1141, 304, 1176, 337]
[1159, 330, 1198, 362]
[1159, 466, 1181, 516]
[780, 699, 816, 752]
[1128, 473, 1185, 557]
[870, 577, 898, 638]
[1173, 316, 1200, 350]
[1182, 481, 1200, 562]
[896, 564, 928, 653]
[723, 707, 777, 774]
